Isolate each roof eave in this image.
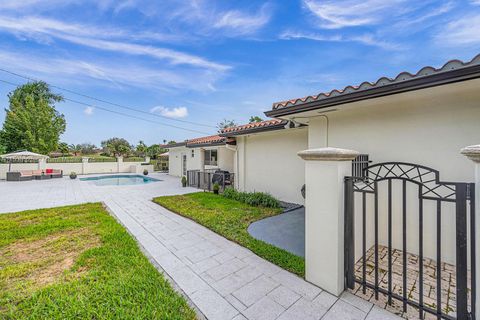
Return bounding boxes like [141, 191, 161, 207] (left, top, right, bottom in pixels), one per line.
[164, 142, 187, 148]
[219, 122, 289, 137]
[186, 141, 226, 148]
[265, 64, 480, 118]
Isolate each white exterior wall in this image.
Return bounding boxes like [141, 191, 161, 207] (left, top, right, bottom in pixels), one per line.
[218, 147, 235, 173]
[168, 145, 235, 177]
[304, 79, 480, 264]
[168, 146, 188, 177]
[236, 127, 308, 204]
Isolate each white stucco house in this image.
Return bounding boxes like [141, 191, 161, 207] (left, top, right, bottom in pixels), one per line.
[166, 134, 235, 177]
[165, 54, 480, 319]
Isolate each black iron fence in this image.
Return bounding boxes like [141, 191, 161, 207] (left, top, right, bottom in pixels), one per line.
[47, 157, 83, 163]
[352, 154, 371, 179]
[344, 162, 475, 320]
[187, 170, 235, 191]
[123, 157, 144, 162]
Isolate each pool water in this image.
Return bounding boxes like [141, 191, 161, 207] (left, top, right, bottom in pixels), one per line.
[80, 175, 161, 186]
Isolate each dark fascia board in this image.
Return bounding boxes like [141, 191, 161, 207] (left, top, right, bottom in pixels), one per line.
[219, 122, 288, 137]
[186, 141, 226, 148]
[265, 64, 480, 118]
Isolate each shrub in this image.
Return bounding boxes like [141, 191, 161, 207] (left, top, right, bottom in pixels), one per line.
[222, 187, 279, 208]
[181, 176, 187, 187]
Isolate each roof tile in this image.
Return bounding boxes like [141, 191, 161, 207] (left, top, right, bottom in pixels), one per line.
[221, 119, 287, 135]
[272, 53, 480, 110]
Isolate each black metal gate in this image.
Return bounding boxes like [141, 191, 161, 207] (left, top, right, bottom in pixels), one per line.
[344, 162, 475, 320]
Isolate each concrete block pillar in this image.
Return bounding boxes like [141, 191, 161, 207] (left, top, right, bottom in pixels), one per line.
[116, 156, 123, 173]
[81, 157, 89, 175]
[38, 158, 47, 171]
[145, 156, 150, 163]
[461, 144, 480, 319]
[298, 147, 359, 296]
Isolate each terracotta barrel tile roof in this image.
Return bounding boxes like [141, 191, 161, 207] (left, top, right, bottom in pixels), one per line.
[271, 53, 480, 111]
[220, 119, 287, 135]
[186, 134, 225, 145]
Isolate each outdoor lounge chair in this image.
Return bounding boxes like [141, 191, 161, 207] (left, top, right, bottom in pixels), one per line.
[6, 169, 63, 181]
[6, 171, 34, 181]
[46, 169, 63, 178]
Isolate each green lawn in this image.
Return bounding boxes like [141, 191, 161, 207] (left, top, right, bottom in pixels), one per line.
[0, 203, 196, 320]
[153, 192, 305, 276]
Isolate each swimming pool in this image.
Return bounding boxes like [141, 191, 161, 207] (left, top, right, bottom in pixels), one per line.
[80, 175, 161, 186]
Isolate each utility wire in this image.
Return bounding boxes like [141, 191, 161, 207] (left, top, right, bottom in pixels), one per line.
[0, 67, 216, 128]
[0, 78, 211, 135]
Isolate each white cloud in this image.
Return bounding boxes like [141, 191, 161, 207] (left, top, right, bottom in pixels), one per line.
[280, 30, 399, 50]
[150, 106, 188, 118]
[0, 15, 230, 71]
[213, 4, 272, 35]
[84, 106, 94, 115]
[435, 14, 480, 45]
[0, 49, 223, 92]
[302, 0, 406, 29]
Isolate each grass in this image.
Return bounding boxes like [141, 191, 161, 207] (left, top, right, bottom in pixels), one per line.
[153, 192, 305, 277]
[0, 203, 196, 320]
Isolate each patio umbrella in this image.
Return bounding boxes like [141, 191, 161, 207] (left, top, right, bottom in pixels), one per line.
[0, 150, 49, 171]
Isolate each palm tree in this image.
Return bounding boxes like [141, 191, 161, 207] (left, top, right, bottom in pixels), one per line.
[69, 144, 82, 156]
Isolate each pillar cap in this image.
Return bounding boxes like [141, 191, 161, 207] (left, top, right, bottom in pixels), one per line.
[298, 147, 360, 161]
[461, 145, 480, 163]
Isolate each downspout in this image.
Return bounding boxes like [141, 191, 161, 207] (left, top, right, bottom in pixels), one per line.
[225, 144, 238, 189]
[243, 136, 247, 191]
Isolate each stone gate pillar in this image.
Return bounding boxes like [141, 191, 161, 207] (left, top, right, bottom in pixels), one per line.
[298, 147, 359, 296]
[117, 156, 123, 173]
[461, 144, 480, 319]
[82, 157, 89, 175]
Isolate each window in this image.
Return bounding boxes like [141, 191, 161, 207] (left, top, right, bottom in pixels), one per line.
[191, 150, 195, 158]
[204, 149, 218, 166]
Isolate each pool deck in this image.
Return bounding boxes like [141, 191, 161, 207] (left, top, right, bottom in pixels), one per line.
[0, 173, 400, 320]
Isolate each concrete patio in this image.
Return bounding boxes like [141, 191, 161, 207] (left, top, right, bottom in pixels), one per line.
[0, 173, 401, 320]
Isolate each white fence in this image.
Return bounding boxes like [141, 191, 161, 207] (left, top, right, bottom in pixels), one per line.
[0, 156, 154, 179]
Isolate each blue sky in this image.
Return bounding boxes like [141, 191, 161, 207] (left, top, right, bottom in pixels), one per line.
[0, 0, 479, 146]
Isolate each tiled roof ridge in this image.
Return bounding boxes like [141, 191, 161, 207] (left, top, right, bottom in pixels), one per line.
[272, 53, 480, 110]
[221, 119, 286, 134]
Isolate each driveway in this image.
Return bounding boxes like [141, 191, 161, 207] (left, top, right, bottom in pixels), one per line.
[0, 173, 399, 320]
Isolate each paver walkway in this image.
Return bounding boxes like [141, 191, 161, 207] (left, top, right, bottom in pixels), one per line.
[0, 173, 401, 320]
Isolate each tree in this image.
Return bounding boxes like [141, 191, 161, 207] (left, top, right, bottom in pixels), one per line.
[217, 119, 237, 131]
[146, 144, 165, 159]
[135, 140, 147, 157]
[69, 144, 82, 156]
[0, 143, 6, 155]
[249, 116, 263, 123]
[0, 81, 66, 154]
[79, 143, 97, 155]
[101, 138, 132, 157]
[58, 142, 69, 155]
